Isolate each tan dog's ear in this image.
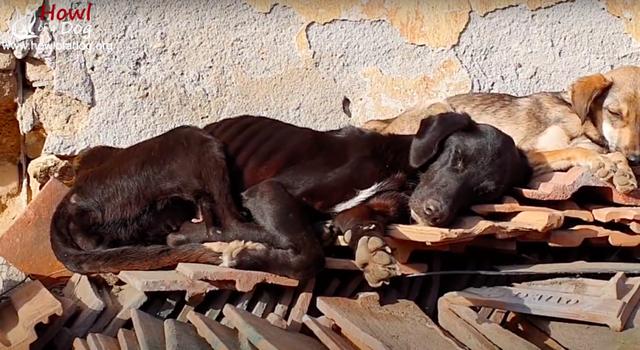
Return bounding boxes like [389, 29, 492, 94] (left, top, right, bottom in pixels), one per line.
[569, 73, 612, 121]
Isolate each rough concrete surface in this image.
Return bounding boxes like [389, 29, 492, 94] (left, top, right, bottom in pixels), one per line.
[1, 0, 640, 227]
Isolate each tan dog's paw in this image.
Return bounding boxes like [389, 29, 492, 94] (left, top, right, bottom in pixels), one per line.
[354, 236, 399, 287]
[606, 152, 638, 193]
[585, 155, 616, 182]
[221, 240, 266, 267]
[203, 241, 230, 253]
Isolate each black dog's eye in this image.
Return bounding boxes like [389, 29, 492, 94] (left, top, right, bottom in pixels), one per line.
[475, 183, 497, 197]
[452, 149, 464, 171]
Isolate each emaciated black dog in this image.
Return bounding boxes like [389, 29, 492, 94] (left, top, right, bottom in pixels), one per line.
[51, 113, 530, 286]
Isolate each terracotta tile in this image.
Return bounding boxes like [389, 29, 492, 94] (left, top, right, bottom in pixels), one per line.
[0, 178, 71, 284]
[31, 296, 78, 350]
[287, 278, 315, 332]
[437, 299, 492, 350]
[86, 333, 119, 350]
[446, 303, 537, 350]
[73, 338, 90, 350]
[590, 206, 640, 223]
[265, 313, 287, 329]
[0, 280, 63, 350]
[251, 289, 274, 317]
[118, 270, 214, 299]
[117, 328, 140, 350]
[441, 273, 640, 331]
[472, 200, 593, 222]
[130, 309, 166, 350]
[52, 327, 75, 350]
[175, 263, 298, 292]
[187, 310, 240, 350]
[102, 285, 148, 337]
[503, 313, 566, 350]
[389, 212, 563, 244]
[62, 274, 106, 337]
[222, 304, 325, 350]
[548, 224, 640, 247]
[317, 293, 461, 350]
[204, 289, 233, 321]
[303, 315, 357, 350]
[164, 319, 210, 350]
[516, 167, 640, 205]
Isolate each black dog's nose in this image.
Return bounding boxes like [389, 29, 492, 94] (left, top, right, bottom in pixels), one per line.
[629, 154, 640, 166]
[423, 200, 445, 226]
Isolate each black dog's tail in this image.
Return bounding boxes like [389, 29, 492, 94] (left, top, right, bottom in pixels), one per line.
[50, 202, 224, 274]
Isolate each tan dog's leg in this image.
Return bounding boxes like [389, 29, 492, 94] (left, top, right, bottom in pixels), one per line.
[526, 148, 637, 193]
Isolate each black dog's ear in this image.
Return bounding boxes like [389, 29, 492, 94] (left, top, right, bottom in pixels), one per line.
[409, 113, 473, 168]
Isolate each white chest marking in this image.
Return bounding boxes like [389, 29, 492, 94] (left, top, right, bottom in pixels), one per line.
[331, 182, 383, 213]
[602, 119, 618, 151]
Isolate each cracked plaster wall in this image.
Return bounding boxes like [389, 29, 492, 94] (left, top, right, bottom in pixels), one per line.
[1, 0, 640, 227]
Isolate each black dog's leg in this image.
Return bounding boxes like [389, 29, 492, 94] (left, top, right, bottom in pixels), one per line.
[196, 137, 270, 242]
[217, 180, 325, 280]
[333, 191, 409, 287]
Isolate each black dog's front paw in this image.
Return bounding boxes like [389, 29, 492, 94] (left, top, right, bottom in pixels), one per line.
[343, 223, 399, 287]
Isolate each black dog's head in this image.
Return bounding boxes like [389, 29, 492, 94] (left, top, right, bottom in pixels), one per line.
[408, 112, 530, 227]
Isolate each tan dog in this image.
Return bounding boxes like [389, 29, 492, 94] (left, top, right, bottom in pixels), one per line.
[364, 66, 640, 193]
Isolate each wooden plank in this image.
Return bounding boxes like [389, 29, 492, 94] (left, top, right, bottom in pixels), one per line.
[222, 304, 325, 350]
[303, 315, 357, 350]
[187, 310, 241, 350]
[164, 319, 210, 350]
[117, 328, 141, 350]
[317, 293, 462, 350]
[130, 309, 166, 350]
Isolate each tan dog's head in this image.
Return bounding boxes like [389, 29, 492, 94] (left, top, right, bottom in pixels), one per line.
[570, 66, 640, 164]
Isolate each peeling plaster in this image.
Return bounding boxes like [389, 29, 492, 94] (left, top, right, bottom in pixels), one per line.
[360, 58, 471, 121]
[0, 0, 40, 32]
[606, 0, 640, 42]
[249, 0, 569, 49]
[470, 0, 566, 16]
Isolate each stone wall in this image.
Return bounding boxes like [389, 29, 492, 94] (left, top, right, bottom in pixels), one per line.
[0, 0, 639, 230]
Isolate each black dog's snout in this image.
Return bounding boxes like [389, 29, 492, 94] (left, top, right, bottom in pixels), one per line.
[422, 200, 446, 226]
[628, 154, 640, 166]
